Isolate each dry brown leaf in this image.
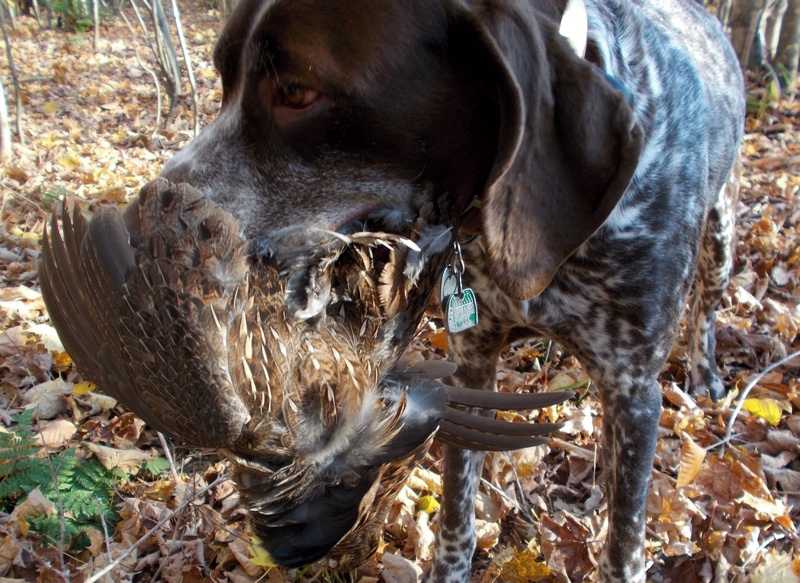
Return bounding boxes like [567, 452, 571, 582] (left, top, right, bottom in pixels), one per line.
[381, 551, 424, 583]
[540, 512, 597, 581]
[109, 412, 146, 449]
[547, 370, 590, 391]
[475, 519, 501, 550]
[676, 435, 707, 488]
[22, 378, 72, 419]
[86, 442, 153, 473]
[409, 510, 435, 562]
[475, 490, 503, 523]
[84, 528, 105, 557]
[228, 537, 265, 578]
[407, 466, 442, 494]
[8, 487, 56, 537]
[663, 382, 700, 410]
[33, 419, 76, 448]
[647, 472, 704, 554]
[749, 550, 800, 583]
[4, 167, 29, 183]
[763, 429, 800, 455]
[0, 536, 22, 578]
[764, 467, 800, 491]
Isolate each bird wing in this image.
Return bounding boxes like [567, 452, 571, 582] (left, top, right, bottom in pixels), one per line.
[39, 180, 253, 447]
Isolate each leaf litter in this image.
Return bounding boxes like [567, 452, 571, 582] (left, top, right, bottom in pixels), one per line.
[0, 6, 799, 582]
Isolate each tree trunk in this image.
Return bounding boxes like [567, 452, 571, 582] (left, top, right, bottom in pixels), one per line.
[93, 0, 99, 49]
[0, 77, 12, 163]
[777, 0, 800, 92]
[730, 0, 773, 69]
[767, 0, 788, 56]
[168, 0, 198, 135]
[0, 2, 23, 146]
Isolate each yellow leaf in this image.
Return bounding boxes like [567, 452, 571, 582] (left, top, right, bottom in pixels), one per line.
[676, 436, 706, 488]
[53, 350, 72, 371]
[39, 134, 59, 149]
[59, 153, 81, 171]
[429, 328, 448, 351]
[742, 398, 782, 426]
[72, 381, 96, 396]
[143, 480, 174, 502]
[43, 102, 59, 114]
[250, 538, 277, 568]
[417, 495, 440, 514]
[17, 515, 29, 537]
[95, 186, 128, 203]
[4, 166, 28, 183]
[501, 548, 553, 583]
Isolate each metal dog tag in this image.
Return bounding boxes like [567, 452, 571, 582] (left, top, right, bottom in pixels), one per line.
[446, 288, 479, 333]
[439, 265, 459, 307]
[441, 241, 479, 334]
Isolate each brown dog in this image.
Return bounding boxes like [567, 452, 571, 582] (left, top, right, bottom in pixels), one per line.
[67, 0, 748, 580]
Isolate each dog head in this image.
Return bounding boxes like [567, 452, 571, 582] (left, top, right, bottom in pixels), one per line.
[161, 0, 641, 295]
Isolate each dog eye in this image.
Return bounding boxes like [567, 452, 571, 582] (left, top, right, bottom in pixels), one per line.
[280, 84, 320, 109]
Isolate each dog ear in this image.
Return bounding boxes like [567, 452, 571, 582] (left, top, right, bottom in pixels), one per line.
[453, 6, 643, 300]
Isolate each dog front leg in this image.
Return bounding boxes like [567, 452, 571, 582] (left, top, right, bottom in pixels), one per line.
[428, 327, 508, 583]
[595, 378, 661, 583]
[428, 446, 484, 582]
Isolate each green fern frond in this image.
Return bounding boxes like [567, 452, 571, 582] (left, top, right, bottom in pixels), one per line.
[142, 457, 170, 477]
[0, 412, 124, 549]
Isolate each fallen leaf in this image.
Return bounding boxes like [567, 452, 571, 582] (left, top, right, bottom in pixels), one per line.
[541, 512, 597, 581]
[228, 537, 265, 577]
[749, 550, 800, 583]
[10, 487, 56, 536]
[3, 166, 28, 183]
[475, 519, 501, 549]
[381, 551, 423, 583]
[416, 495, 439, 514]
[33, 419, 76, 448]
[676, 435, 706, 488]
[0, 535, 22, 577]
[58, 153, 81, 171]
[249, 540, 277, 569]
[86, 443, 153, 473]
[72, 381, 96, 396]
[429, 328, 448, 351]
[501, 548, 553, 583]
[409, 510, 435, 561]
[742, 398, 783, 426]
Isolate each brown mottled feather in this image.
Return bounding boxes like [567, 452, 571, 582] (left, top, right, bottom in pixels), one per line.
[39, 179, 571, 571]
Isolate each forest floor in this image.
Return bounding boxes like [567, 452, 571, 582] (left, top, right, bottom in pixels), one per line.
[0, 3, 799, 582]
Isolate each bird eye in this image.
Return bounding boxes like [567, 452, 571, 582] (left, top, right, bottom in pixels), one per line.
[280, 84, 321, 109]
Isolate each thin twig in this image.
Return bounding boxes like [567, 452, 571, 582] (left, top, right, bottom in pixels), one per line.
[708, 350, 800, 455]
[120, 6, 162, 134]
[157, 432, 181, 485]
[167, 0, 198, 135]
[150, 433, 185, 583]
[38, 425, 68, 573]
[741, 532, 785, 570]
[86, 474, 228, 583]
[480, 477, 522, 513]
[93, 498, 114, 583]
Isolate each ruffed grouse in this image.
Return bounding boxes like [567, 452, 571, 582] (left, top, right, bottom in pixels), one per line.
[39, 179, 571, 570]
